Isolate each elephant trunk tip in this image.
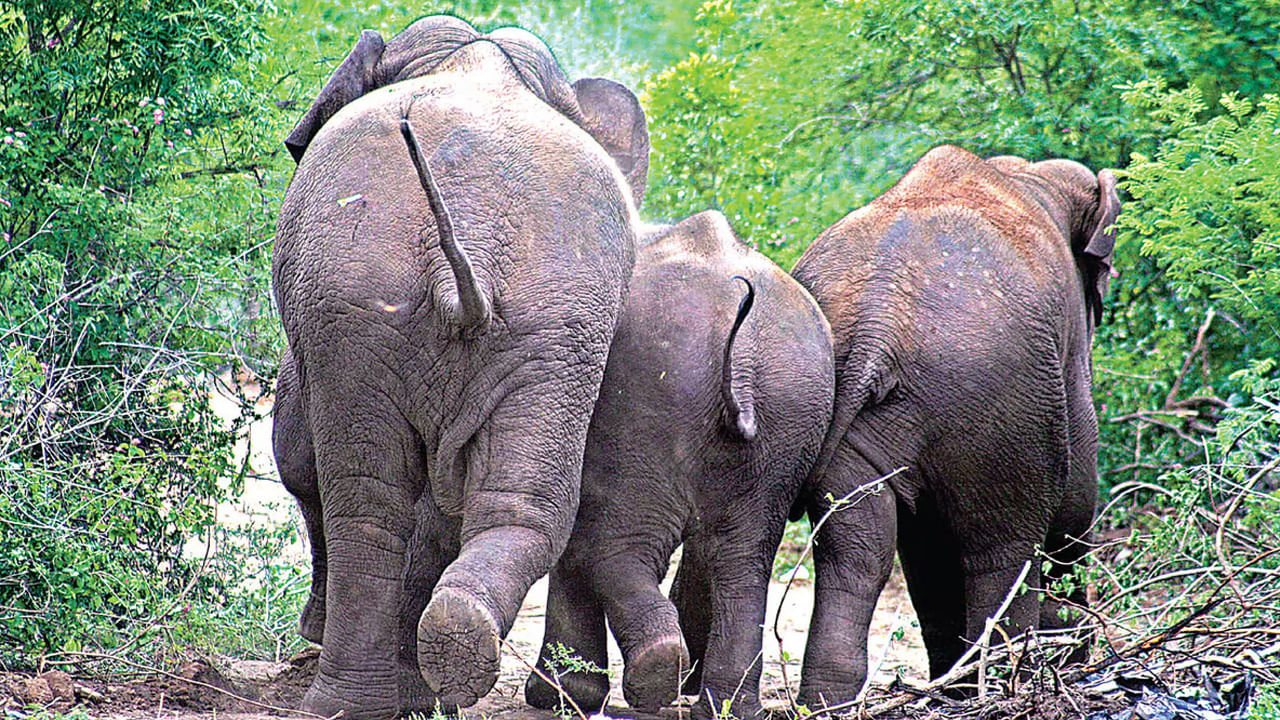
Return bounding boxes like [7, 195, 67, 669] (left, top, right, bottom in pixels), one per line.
[400, 116, 492, 334]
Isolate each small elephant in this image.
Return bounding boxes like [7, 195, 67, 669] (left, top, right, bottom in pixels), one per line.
[790, 145, 1119, 705]
[271, 16, 648, 720]
[523, 211, 835, 718]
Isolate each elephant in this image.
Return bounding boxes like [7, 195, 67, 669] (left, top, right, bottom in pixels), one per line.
[789, 145, 1119, 705]
[270, 16, 649, 720]
[522, 210, 835, 718]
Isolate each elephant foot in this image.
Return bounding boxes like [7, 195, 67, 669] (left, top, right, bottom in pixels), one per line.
[622, 634, 688, 711]
[302, 678, 395, 720]
[525, 666, 609, 712]
[417, 588, 501, 707]
[796, 680, 858, 714]
[399, 664, 458, 716]
[298, 594, 326, 644]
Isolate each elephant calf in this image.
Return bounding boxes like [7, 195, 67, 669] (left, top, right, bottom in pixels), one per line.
[524, 211, 835, 718]
[790, 145, 1119, 705]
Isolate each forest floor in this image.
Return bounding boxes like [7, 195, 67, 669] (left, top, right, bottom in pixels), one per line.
[2, 567, 929, 720]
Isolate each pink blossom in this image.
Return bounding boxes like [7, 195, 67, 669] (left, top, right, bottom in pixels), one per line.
[156, 98, 166, 106]
[0, 197, 10, 208]
[2, 233, 9, 242]
[166, 140, 174, 149]
[183, 128, 192, 136]
[14, 131, 26, 138]
[2, 137, 12, 145]
[46, 36, 59, 49]
[153, 108, 164, 124]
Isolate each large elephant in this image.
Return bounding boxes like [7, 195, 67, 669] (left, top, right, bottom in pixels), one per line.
[271, 16, 648, 719]
[523, 211, 835, 718]
[790, 145, 1119, 705]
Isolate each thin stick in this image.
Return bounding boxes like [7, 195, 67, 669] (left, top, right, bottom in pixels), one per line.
[770, 467, 906, 713]
[498, 636, 591, 720]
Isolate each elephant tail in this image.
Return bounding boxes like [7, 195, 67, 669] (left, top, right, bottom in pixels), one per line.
[400, 117, 492, 333]
[721, 275, 757, 442]
[807, 338, 896, 484]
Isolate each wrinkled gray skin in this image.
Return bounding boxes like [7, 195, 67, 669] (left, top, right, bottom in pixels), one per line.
[271, 16, 648, 720]
[790, 146, 1119, 706]
[522, 211, 835, 718]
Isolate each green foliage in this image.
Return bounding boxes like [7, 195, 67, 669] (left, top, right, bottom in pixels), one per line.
[0, 0, 294, 665]
[1119, 85, 1280, 337]
[640, 0, 1280, 266]
[1255, 684, 1280, 720]
[540, 642, 613, 718]
[1095, 83, 1280, 488]
[1085, 386, 1279, 635]
[171, 515, 310, 661]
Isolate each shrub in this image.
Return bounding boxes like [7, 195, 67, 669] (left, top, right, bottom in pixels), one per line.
[0, 0, 291, 666]
[1097, 83, 1280, 490]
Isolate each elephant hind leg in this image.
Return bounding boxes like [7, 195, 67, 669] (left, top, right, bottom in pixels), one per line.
[896, 494, 966, 680]
[670, 542, 712, 695]
[417, 586, 503, 707]
[301, 385, 426, 720]
[594, 554, 687, 711]
[274, 349, 326, 645]
[687, 508, 792, 720]
[525, 561, 610, 712]
[1039, 490, 1096, 665]
[797, 437, 898, 710]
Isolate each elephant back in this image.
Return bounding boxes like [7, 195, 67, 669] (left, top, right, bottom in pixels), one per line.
[273, 44, 636, 361]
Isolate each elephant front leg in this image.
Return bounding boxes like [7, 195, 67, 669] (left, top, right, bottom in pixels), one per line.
[398, 495, 462, 714]
[797, 465, 896, 710]
[671, 544, 712, 695]
[525, 561, 610, 712]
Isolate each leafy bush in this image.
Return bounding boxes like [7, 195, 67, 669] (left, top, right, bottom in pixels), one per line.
[1096, 83, 1280, 490]
[0, 0, 293, 665]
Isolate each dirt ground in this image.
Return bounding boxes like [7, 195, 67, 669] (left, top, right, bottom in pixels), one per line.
[3, 567, 928, 720]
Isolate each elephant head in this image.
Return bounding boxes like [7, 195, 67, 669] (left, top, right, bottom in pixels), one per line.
[284, 15, 650, 204]
[985, 155, 1121, 326]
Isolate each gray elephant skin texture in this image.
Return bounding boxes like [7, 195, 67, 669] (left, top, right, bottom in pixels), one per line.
[524, 210, 835, 719]
[790, 145, 1119, 706]
[270, 16, 648, 720]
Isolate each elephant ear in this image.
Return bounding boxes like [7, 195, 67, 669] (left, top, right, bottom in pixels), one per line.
[284, 30, 386, 164]
[1078, 169, 1121, 325]
[572, 77, 650, 206]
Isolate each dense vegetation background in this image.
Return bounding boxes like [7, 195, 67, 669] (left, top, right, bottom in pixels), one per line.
[1, 0, 1276, 696]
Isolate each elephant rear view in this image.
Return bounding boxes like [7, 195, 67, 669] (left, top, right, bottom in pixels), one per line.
[791, 145, 1119, 705]
[525, 211, 834, 719]
[270, 16, 647, 720]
